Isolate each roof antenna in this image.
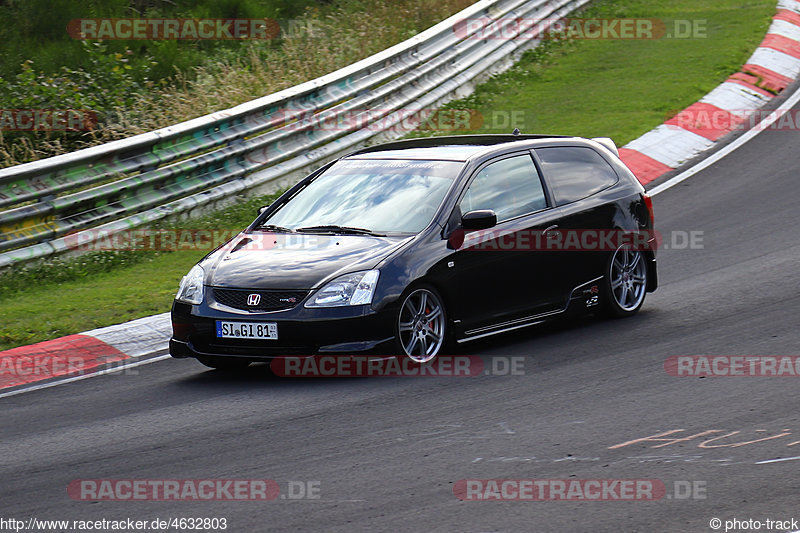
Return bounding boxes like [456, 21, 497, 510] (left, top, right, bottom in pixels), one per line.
[512, 128, 520, 136]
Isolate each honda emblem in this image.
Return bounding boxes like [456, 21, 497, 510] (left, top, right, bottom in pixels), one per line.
[247, 293, 261, 306]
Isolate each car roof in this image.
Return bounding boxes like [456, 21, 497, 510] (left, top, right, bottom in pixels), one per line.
[345, 134, 579, 162]
[350, 146, 489, 161]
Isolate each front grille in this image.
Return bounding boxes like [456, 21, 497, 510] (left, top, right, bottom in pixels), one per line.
[212, 288, 308, 312]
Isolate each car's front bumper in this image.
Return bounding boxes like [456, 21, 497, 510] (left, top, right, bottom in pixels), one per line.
[170, 300, 396, 361]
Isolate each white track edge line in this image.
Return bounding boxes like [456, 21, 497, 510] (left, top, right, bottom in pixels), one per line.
[0, 354, 171, 400]
[754, 456, 800, 464]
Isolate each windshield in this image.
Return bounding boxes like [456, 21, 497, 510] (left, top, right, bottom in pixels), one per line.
[262, 158, 463, 234]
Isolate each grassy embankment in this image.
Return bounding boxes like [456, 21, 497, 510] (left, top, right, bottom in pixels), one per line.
[0, 0, 472, 165]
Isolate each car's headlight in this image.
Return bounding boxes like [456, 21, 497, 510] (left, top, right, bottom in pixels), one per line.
[305, 270, 380, 308]
[176, 265, 205, 305]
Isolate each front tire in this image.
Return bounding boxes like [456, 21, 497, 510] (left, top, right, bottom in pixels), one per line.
[601, 245, 648, 317]
[396, 287, 448, 363]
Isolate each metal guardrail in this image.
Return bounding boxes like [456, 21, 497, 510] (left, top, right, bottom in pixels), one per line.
[0, 0, 590, 269]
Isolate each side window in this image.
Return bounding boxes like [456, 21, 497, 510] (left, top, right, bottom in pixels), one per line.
[459, 154, 547, 223]
[535, 147, 619, 206]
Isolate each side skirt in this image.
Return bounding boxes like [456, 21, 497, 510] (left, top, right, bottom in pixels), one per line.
[456, 277, 603, 344]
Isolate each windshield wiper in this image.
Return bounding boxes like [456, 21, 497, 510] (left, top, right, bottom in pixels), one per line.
[295, 225, 385, 236]
[256, 224, 295, 233]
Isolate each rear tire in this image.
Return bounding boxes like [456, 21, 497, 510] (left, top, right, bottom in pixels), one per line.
[601, 245, 648, 318]
[196, 356, 252, 370]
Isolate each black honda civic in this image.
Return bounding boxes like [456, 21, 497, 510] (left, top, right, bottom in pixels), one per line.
[170, 134, 657, 368]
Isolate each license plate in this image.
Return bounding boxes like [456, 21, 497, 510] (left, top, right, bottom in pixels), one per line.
[216, 321, 278, 340]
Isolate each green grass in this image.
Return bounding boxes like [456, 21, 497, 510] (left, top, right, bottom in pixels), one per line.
[1, 251, 199, 348]
[0, 0, 321, 83]
[0, 0, 778, 350]
[418, 0, 776, 145]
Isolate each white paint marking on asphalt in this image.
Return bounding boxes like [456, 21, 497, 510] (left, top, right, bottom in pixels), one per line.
[649, 81, 800, 196]
[754, 456, 800, 464]
[499, 422, 515, 434]
[0, 354, 172, 400]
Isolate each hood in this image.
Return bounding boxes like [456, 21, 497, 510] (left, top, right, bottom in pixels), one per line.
[204, 231, 410, 290]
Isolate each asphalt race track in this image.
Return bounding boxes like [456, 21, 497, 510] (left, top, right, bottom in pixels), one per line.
[2, 103, 799, 532]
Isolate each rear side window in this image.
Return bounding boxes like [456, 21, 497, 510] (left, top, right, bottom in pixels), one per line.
[459, 154, 547, 223]
[535, 147, 618, 206]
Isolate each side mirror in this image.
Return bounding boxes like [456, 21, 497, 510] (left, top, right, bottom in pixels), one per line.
[258, 205, 270, 215]
[461, 209, 497, 230]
